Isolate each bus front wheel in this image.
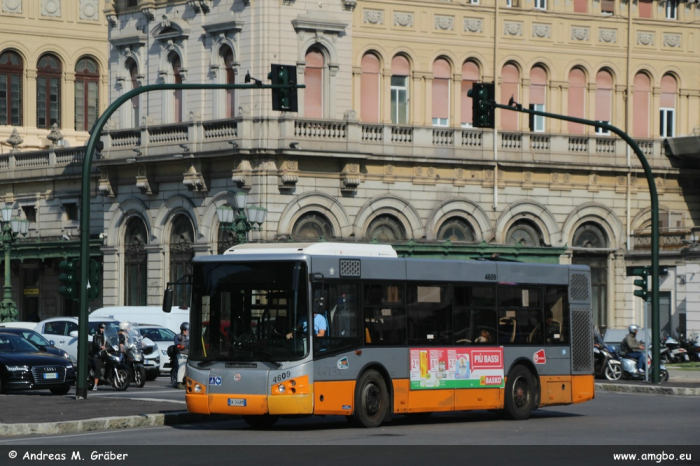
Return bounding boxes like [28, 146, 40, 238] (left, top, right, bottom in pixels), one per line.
[503, 365, 536, 421]
[352, 369, 389, 428]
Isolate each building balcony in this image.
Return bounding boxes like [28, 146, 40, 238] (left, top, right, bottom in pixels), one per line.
[97, 117, 676, 171]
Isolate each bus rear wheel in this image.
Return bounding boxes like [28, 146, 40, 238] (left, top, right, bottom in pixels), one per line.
[352, 369, 389, 428]
[243, 414, 279, 429]
[503, 365, 536, 421]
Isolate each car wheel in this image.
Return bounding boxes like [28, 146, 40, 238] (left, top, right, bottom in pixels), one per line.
[50, 386, 71, 396]
[146, 371, 159, 382]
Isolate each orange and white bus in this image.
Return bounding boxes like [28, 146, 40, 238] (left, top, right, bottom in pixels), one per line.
[165, 242, 594, 428]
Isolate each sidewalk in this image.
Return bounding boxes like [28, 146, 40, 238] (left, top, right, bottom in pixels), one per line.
[1, 369, 698, 438]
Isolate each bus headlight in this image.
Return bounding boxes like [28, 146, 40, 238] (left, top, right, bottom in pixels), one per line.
[278, 384, 286, 394]
[194, 384, 202, 393]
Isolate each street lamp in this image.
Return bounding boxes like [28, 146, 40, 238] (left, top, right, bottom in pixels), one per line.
[216, 192, 267, 244]
[0, 206, 29, 323]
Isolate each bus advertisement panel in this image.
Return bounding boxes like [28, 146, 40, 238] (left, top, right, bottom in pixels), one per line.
[409, 347, 505, 389]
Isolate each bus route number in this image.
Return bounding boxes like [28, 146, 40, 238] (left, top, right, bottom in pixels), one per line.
[272, 371, 291, 384]
[485, 273, 497, 281]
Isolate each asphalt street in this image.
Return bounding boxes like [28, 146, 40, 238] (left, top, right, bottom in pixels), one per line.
[3, 390, 698, 445]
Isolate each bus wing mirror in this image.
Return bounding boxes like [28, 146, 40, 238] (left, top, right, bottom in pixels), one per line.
[310, 273, 324, 284]
[162, 287, 173, 313]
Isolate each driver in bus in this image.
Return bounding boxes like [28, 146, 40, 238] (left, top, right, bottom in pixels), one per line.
[287, 297, 327, 339]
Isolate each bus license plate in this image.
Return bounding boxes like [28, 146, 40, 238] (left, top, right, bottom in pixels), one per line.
[228, 398, 246, 407]
[43, 373, 58, 379]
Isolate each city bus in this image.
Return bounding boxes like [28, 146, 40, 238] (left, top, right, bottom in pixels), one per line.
[163, 242, 594, 428]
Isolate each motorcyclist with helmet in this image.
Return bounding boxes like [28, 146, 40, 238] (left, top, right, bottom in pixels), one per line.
[118, 321, 131, 352]
[174, 322, 189, 389]
[621, 324, 646, 373]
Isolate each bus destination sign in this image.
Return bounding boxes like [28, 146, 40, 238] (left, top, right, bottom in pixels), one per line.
[409, 347, 505, 390]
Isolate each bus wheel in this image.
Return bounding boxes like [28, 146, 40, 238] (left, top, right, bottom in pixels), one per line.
[243, 414, 279, 429]
[503, 365, 536, 421]
[353, 369, 389, 428]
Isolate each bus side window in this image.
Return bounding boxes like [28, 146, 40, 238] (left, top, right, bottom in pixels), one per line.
[545, 286, 569, 344]
[363, 283, 406, 346]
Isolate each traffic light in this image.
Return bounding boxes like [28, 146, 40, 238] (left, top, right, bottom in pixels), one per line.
[58, 260, 78, 301]
[630, 267, 649, 302]
[467, 82, 495, 128]
[88, 259, 101, 301]
[268, 64, 298, 112]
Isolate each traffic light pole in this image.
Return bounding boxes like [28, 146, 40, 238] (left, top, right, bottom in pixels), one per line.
[76, 80, 301, 399]
[489, 102, 661, 384]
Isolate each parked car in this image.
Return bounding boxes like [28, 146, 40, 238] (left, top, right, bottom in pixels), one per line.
[0, 322, 41, 330]
[0, 332, 76, 395]
[34, 317, 160, 378]
[137, 324, 176, 374]
[0, 328, 75, 364]
[91, 306, 189, 335]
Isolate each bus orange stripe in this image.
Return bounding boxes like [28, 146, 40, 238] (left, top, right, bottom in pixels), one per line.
[571, 374, 595, 403]
[313, 381, 355, 415]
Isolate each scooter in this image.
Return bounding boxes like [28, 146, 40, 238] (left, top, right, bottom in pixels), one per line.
[678, 335, 700, 362]
[122, 324, 146, 388]
[594, 327, 622, 381]
[167, 344, 187, 388]
[619, 348, 669, 383]
[663, 336, 690, 363]
[88, 333, 131, 391]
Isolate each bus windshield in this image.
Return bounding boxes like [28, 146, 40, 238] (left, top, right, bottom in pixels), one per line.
[190, 261, 309, 363]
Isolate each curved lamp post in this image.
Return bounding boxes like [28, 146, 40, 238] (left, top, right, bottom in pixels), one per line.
[216, 191, 267, 244]
[0, 206, 29, 322]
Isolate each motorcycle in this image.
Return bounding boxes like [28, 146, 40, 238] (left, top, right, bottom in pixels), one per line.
[88, 331, 131, 391]
[594, 327, 622, 381]
[678, 334, 700, 362]
[167, 344, 187, 388]
[663, 335, 690, 363]
[121, 323, 146, 388]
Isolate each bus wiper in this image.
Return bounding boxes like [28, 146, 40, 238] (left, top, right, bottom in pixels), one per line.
[196, 360, 218, 369]
[249, 349, 282, 368]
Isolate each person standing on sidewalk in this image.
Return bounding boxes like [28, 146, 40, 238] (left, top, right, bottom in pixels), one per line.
[174, 322, 189, 389]
[91, 323, 106, 390]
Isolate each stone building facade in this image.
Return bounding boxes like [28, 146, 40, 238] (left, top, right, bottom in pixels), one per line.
[2, 0, 700, 337]
[0, 0, 109, 320]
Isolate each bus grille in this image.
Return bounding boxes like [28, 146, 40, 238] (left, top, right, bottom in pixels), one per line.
[570, 273, 590, 302]
[31, 366, 67, 385]
[340, 259, 361, 277]
[571, 309, 593, 373]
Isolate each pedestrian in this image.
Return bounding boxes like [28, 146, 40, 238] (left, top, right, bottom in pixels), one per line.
[174, 322, 189, 389]
[91, 323, 106, 390]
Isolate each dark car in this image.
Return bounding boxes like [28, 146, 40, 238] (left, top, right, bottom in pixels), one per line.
[0, 328, 75, 363]
[0, 332, 76, 395]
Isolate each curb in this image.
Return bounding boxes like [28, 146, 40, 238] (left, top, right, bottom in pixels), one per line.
[595, 382, 700, 396]
[0, 412, 237, 438]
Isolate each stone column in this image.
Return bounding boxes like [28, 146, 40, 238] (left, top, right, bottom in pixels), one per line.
[26, 69, 38, 129]
[382, 67, 392, 124]
[146, 245, 164, 306]
[64, 71, 76, 133]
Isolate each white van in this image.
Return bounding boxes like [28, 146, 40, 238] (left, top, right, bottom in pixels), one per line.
[90, 306, 189, 335]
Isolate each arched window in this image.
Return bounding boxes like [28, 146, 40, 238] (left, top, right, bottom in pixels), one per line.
[568, 68, 586, 134]
[501, 63, 519, 130]
[660, 75, 676, 138]
[126, 59, 140, 128]
[505, 220, 542, 246]
[633, 72, 651, 138]
[595, 70, 613, 135]
[74, 57, 99, 131]
[572, 222, 608, 329]
[461, 60, 479, 127]
[170, 215, 194, 308]
[367, 214, 406, 242]
[304, 48, 324, 119]
[391, 55, 410, 125]
[292, 212, 334, 241]
[529, 66, 547, 132]
[170, 53, 183, 123]
[0, 50, 23, 126]
[221, 45, 235, 118]
[573, 222, 608, 248]
[438, 218, 475, 242]
[360, 53, 381, 123]
[432, 58, 451, 127]
[37, 54, 62, 129]
[124, 217, 148, 306]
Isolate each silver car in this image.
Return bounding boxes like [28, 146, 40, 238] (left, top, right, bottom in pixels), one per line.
[137, 324, 176, 374]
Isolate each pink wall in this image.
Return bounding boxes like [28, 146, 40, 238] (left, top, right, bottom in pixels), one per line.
[361, 53, 381, 123]
[633, 73, 651, 138]
[595, 70, 612, 123]
[304, 49, 324, 119]
[501, 64, 519, 130]
[432, 59, 451, 120]
[574, 0, 587, 13]
[461, 61, 479, 125]
[568, 68, 586, 134]
[639, 0, 652, 18]
[222, 46, 235, 118]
